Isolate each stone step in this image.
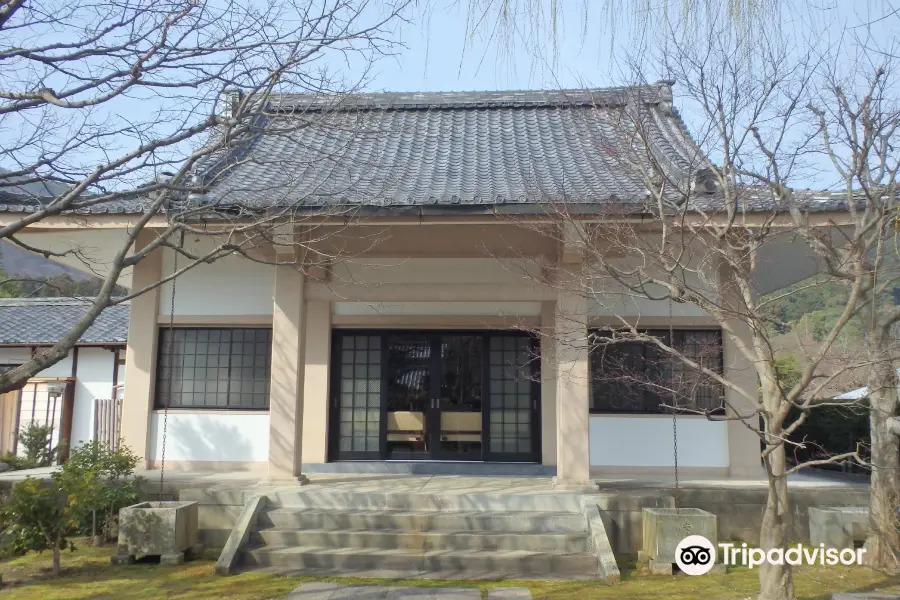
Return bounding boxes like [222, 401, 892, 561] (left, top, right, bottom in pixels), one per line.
[266, 490, 584, 513]
[251, 528, 590, 553]
[258, 508, 588, 534]
[242, 545, 599, 580]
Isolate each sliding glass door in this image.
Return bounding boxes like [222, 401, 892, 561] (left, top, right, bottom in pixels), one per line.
[329, 330, 540, 463]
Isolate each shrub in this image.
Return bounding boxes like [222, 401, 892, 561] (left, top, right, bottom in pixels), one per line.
[0, 476, 80, 575]
[60, 441, 142, 541]
[0, 441, 144, 575]
[788, 404, 870, 473]
[0, 451, 40, 471]
[15, 422, 60, 468]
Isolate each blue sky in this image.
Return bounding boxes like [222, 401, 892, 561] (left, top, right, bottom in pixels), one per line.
[1, 0, 896, 190]
[352, 0, 894, 191]
[367, 0, 894, 91]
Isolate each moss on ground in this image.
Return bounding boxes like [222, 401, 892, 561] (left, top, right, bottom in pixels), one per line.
[0, 539, 896, 600]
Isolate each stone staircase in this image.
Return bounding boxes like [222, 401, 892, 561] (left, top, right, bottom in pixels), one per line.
[238, 490, 600, 579]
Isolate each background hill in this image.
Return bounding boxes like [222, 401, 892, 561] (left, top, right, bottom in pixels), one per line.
[0, 241, 89, 280]
[764, 254, 900, 397]
[0, 241, 121, 298]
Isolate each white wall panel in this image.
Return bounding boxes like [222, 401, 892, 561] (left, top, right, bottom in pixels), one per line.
[587, 248, 714, 318]
[0, 348, 30, 364]
[17, 229, 138, 289]
[70, 348, 116, 447]
[32, 351, 73, 378]
[588, 294, 709, 318]
[148, 412, 269, 462]
[332, 258, 539, 285]
[159, 241, 275, 316]
[589, 415, 729, 468]
[333, 301, 542, 316]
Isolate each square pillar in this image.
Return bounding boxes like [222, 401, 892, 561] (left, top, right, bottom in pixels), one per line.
[301, 300, 331, 465]
[267, 265, 308, 483]
[552, 291, 593, 489]
[718, 261, 762, 478]
[540, 301, 558, 466]
[723, 324, 762, 477]
[120, 230, 162, 468]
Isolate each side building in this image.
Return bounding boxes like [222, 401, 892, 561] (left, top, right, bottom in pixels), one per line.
[0, 298, 129, 460]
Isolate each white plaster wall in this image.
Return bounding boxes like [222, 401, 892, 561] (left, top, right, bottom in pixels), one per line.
[333, 301, 542, 316]
[589, 415, 729, 468]
[0, 348, 30, 364]
[0, 347, 118, 448]
[17, 229, 138, 289]
[158, 239, 275, 316]
[331, 258, 539, 285]
[588, 292, 709, 318]
[148, 412, 269, 462]
[29, 349, 73, 378]
[70, 348, 116, 447]
[588, 243, 716, 318]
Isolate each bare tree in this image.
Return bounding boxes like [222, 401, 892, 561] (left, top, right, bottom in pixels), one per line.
[0, 0, 413, 394]
[804, 62, 900, 572]
[498, 25, 891, 600]
[455, 0, 795, 75]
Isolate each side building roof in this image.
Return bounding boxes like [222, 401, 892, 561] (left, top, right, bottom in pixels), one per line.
[0, 298, 129, 346]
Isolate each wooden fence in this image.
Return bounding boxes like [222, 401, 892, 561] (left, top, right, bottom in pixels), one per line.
[93, 396, 122, 450]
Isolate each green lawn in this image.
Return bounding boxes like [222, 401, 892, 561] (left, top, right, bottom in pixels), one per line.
[0, 540, 896, 600]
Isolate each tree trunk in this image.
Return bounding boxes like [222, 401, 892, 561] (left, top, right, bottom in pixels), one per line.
[52, 543, 61, 576]
[863, 353, 900, 573]
[758, 440, 795, 600]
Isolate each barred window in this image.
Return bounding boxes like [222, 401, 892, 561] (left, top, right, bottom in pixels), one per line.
[589, 329, 724, 414]
[155, 328, 272, 409]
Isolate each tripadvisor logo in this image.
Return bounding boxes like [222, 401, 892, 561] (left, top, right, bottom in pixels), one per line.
[675, 535, 717, 576]
[675, 535, 868, 576]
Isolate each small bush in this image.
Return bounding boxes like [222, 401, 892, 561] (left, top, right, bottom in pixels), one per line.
[60, 441, 143, 541]
[0, 441, 144, 575]
[16, 423, 60, 467]
[0, 451, 39, 471]
[0, 476, 79, 575]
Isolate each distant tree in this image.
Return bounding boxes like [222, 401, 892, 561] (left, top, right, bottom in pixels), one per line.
[15, 274, 125, 299]
[0, 248, 21, 297]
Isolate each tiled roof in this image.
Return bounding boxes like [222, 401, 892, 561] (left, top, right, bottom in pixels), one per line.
[191, 84, 706, 208]
[687, 189, 864, 214]
[0, 298, 129, 345]
[0, 191, 148, 215]
[0, 84, 859, 216]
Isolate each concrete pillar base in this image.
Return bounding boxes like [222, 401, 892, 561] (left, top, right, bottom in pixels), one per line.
[648, 558, 673, 575]
[263, 474, 311, 487]
[727, 465, 762, 478]
[550, 476, 596, 491]
[160, 552, 185, 565]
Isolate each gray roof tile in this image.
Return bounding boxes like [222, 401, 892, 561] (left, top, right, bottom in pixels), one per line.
[0, 298, 129, 345]
[192, 83, 704, 208]
[0, 192, 149, 215]
[0, 85, 859, 217]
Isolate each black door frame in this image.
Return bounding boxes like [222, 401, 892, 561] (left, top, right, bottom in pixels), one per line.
[328, 329, 541, 463]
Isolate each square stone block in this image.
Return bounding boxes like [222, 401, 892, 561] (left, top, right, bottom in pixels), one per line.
[642, 508, 718, 564]
[809, 507, 868, 549]
[832, 594, 900, 600]
[117, 501, 199, 558]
